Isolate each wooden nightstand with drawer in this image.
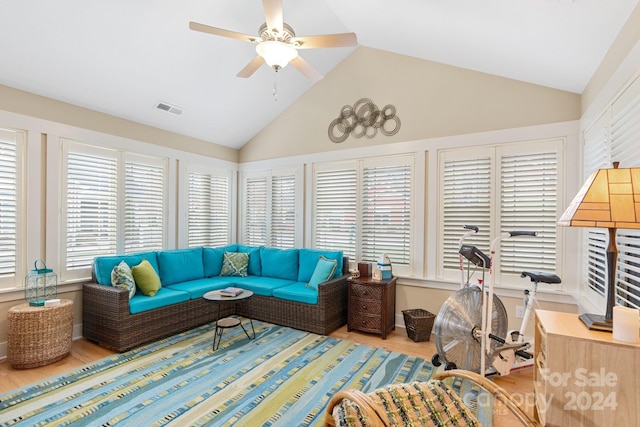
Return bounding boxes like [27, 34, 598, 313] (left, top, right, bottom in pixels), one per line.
[347, 276, 396, 339]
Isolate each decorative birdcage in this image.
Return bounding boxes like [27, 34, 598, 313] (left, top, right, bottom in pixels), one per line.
[25, 259, 57, 306]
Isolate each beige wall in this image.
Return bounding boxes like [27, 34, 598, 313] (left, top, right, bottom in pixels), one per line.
[0, 84, 238, 163]
[240, 46, 581, 162]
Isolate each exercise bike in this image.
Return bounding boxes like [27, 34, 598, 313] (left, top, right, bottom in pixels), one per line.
[431, 226, 561, 376]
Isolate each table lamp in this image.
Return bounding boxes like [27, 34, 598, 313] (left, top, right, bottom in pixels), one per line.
[558, 162, 640, 332]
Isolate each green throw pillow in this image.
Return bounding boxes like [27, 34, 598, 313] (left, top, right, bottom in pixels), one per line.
[111, 260, 136, 299]
[307, 256, 338, 291]
[132, 259, 162, 296]
[220, 251, 249, 277]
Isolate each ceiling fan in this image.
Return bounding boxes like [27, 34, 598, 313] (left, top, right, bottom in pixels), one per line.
[189, 0, 358, 83]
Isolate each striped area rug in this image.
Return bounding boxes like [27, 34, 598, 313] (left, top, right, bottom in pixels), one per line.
[0, 321, 434, 426]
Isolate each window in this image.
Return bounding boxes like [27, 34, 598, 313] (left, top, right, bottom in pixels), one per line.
[439, 140, 562, 286]
[187, 168, 232, 247]
[240, 168, 299, 248]
[61, 140, 168, 281]
[583, 73, 640, 309]
[0, 128, 25, 289]
[313, 155, 414, 274]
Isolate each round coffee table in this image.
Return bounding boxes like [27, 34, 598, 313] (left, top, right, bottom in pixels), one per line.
[203, 289, 255, 351]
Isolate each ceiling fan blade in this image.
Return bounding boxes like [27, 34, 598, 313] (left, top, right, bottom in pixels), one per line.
[290, 56, 323, 82]
[189, 21, 256, 43]
[262, 0, 283, 34]
[236, 55, 266, 78]
[292, 32, 358, 49]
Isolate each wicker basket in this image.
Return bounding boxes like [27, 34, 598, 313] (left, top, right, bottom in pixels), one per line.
[402, 309, 436, 342]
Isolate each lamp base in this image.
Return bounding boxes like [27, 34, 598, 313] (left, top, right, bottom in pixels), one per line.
[579, 313, 613, 332]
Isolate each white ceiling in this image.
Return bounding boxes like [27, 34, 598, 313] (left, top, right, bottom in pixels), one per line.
[1, 0, 637, 149]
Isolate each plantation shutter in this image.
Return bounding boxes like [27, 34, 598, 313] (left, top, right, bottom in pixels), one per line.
[187, 171, 231, 247]
[500, 152, 557, 274]
[65, 146, 118, 272]
[361, 163, 412, 265]
[314, 166, 357, 261]
[243, 176, 268, 246]
[271, 174, 295, 248]
[441, 156, 492, 274]
[610, 75, 640, 308]
[124, 157, 166, 253]
[0, 129, 22, 285]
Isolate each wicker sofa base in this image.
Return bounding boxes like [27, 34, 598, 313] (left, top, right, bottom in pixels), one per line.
[83, 272, 348, 352]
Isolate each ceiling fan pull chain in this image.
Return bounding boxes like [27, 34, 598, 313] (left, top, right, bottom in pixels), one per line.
[272, 70, 278, 101]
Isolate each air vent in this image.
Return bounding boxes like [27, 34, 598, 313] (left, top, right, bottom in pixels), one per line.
[155, 101, 183, 115]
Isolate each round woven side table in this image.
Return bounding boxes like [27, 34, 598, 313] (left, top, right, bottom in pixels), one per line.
[7, 299, 73, 369]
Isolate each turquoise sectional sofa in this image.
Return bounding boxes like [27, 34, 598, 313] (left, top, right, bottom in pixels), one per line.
[82, 245, 349, 352]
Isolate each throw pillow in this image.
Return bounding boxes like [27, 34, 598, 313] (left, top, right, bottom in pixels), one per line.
[132, 259, 162, 296]
[111, 260, 136, 299]
[307, 256, 338, 291]
[220, 251, 249, 277]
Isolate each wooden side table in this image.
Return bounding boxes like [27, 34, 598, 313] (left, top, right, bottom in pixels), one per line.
[348, 276, 396, 339]
[7, 299, 74, 369]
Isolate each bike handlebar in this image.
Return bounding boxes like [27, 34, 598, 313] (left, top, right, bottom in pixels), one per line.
[464, 225, 479, 233]
[508, 231, 537, 237]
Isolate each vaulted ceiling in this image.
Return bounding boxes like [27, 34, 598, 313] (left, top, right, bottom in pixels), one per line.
[1, 0, 637, 149]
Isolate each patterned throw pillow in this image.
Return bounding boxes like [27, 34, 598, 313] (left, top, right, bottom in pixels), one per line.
[111, 260, 136, 299]
[220, 251, 249, 277]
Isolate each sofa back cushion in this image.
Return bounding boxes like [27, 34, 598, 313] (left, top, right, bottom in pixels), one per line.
[203, 244, 239, 277]
[93, 251, 159, 286]
[236, 244, 262, 276]
[157, 247, 204, 286]
[298, 249, 344, 282]
[260, 247, 299, 281]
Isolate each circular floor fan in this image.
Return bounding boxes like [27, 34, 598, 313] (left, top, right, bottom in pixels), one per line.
[433, 286, 508, 373]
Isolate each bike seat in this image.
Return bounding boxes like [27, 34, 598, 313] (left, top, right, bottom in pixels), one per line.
[521, 271, 561, 284]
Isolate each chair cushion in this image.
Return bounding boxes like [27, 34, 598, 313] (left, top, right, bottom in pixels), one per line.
[132, 259, 162, 296]
[227, 276, 294, 296]
[203, 247, 225, 277]
[93, 252, 159, 286]
[165, 277, 236, 299]
[157, 247, 204, 285]
[220, 251, 249, 277]
[260, 247, 299, 281]
[273, 282, 318, 304]
[307, 256, 338, 291]
[237, 244, 263, 276]
[129, 287, 190, 314]
[333, 381, 480, 427]
[298, 248, 343, 282]
[111, 261, 136, 299]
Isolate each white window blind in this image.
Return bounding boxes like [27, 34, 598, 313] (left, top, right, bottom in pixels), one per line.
[500, 152, 557, 274]
[271, 174, 296, 248]
[441, 156, 492, 273]
[64, 146, 118, 273]
[187, 171, 231, 247]
[0, 128, 24, 288]
[124, 156, 166, 253]
[439, 142, 561, 285]
[243, 176, 268, 246]
[313, 156, 414, 273]
[313, 165, 358, 261]
[361, 164, 412, 265]
[583, 73, 640, 308]
[240, 169, 298, 248]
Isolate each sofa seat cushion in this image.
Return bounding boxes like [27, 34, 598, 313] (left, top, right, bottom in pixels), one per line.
[165, 277, 236, 299]
[157, 247, 204, 285]
[273, 282, 318, 305]
[94, 252, 160, 286]
[298, 249, 343, 282]
[260, 247, 299, 281]
[129, 287, 190, 314]
[227, 276, 295, 296]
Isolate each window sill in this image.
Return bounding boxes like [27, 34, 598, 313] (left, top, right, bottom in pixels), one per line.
[0, 281, 85, 304]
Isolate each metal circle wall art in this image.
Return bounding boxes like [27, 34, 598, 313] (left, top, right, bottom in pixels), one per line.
[328, 98, 401, 143]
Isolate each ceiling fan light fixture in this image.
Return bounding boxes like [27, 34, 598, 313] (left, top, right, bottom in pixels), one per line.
[256, 41, 298, 70]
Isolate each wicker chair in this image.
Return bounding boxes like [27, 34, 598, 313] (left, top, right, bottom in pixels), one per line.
[324, 369, 539, 427]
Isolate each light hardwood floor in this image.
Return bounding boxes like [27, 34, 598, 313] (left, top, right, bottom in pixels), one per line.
[0, 324, 535, 420]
